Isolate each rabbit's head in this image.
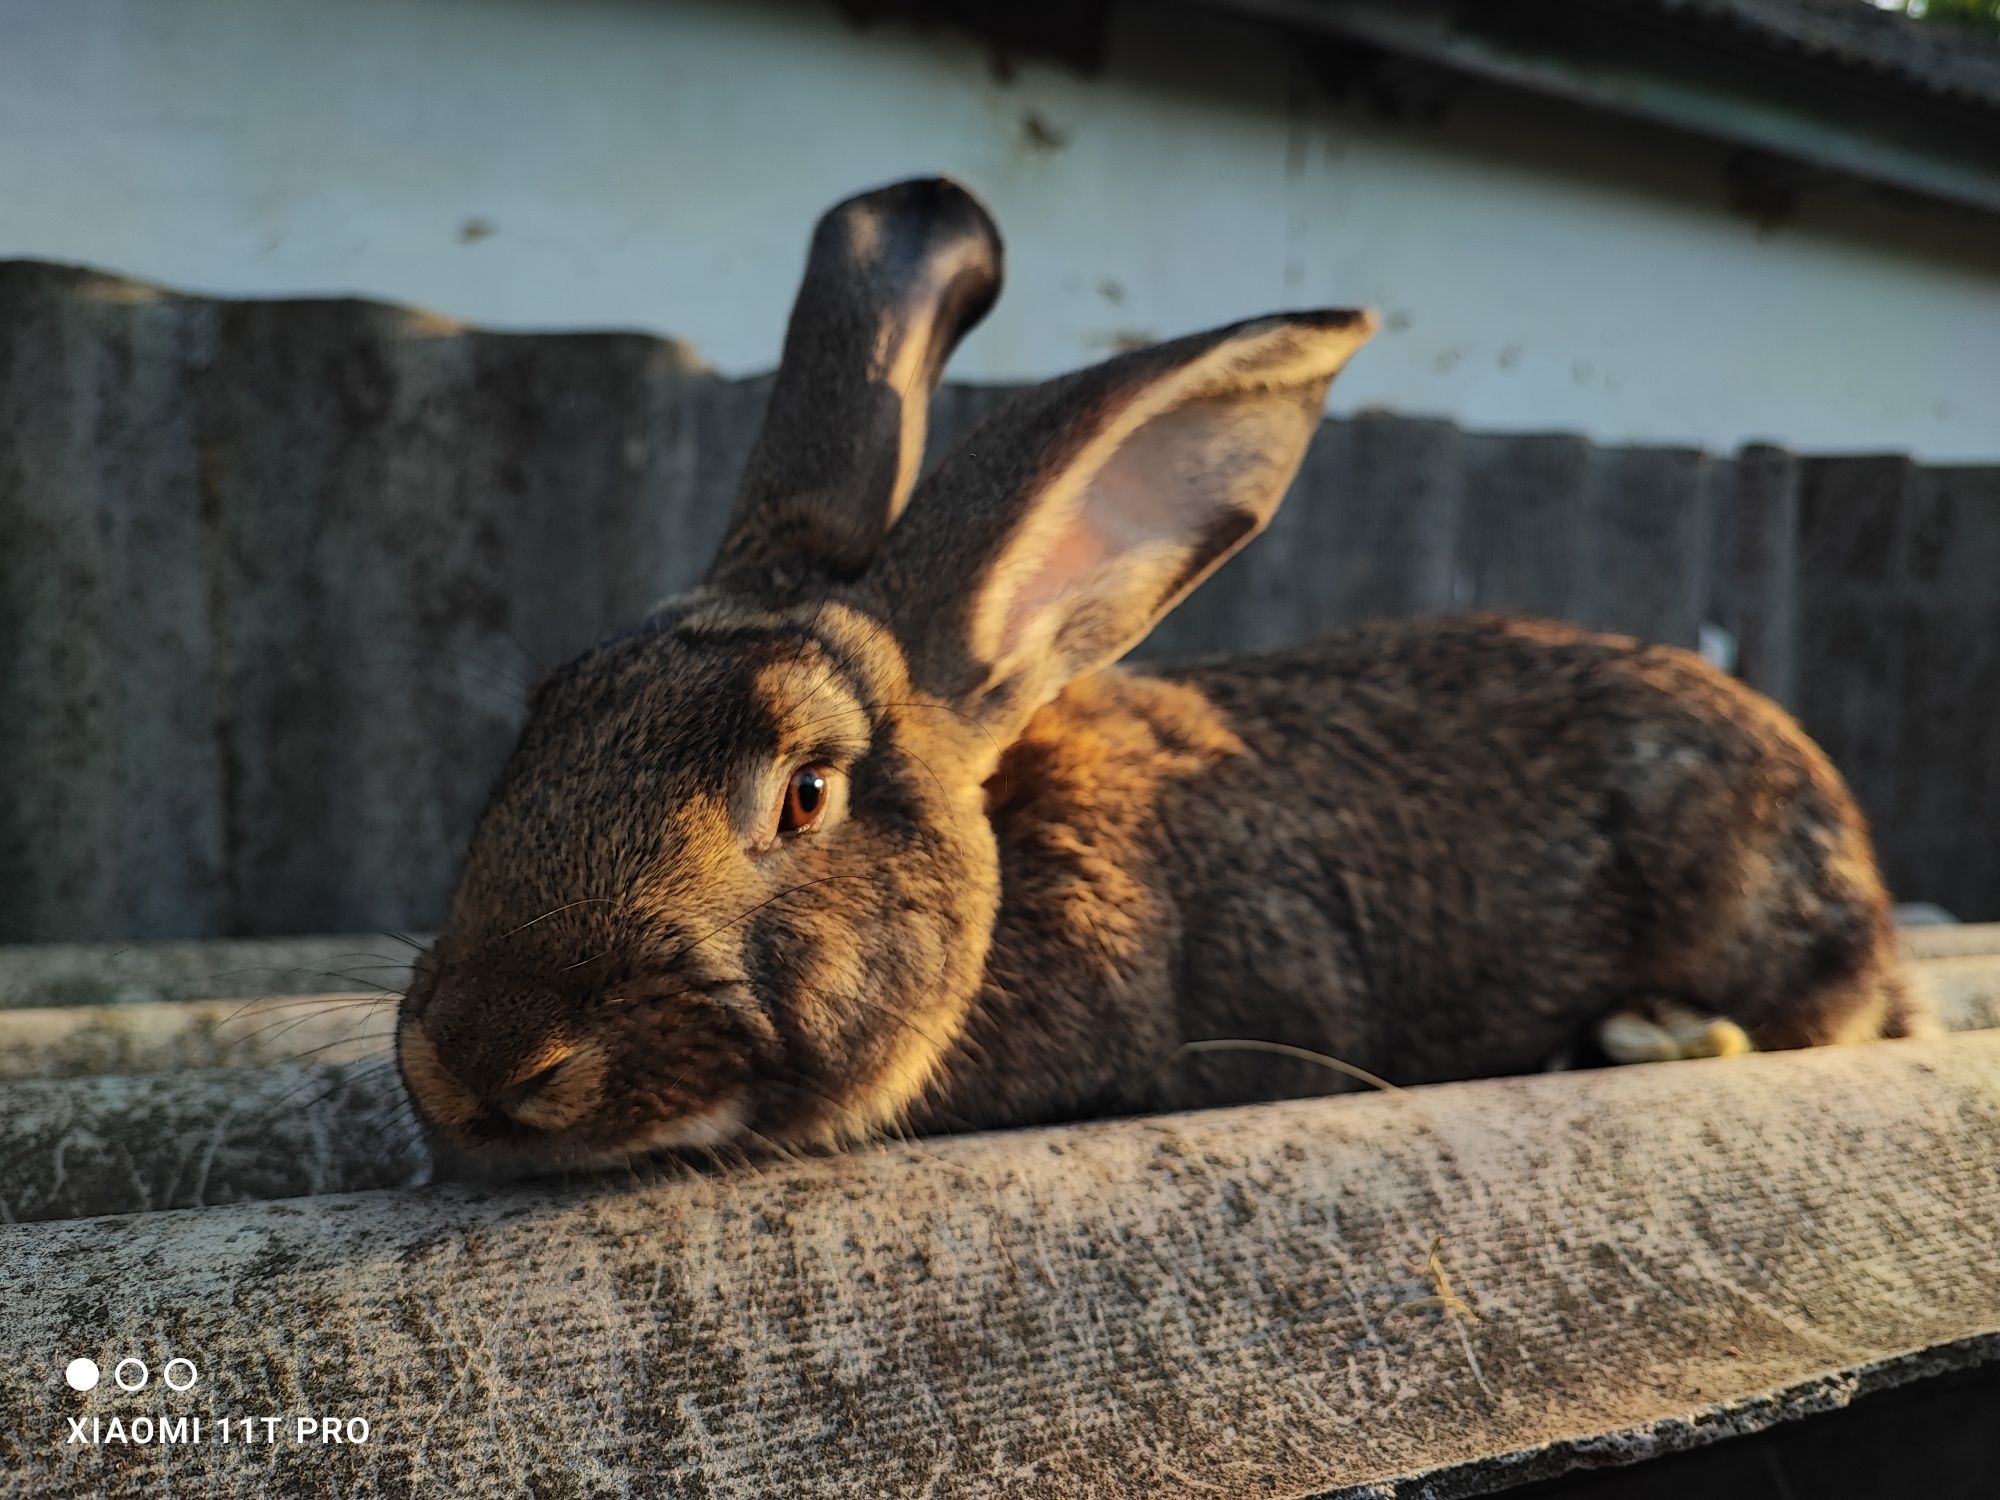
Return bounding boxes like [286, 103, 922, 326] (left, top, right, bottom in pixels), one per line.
[397, 178, 1374, 1167]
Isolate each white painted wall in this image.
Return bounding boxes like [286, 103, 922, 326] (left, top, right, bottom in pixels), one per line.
[2, 0, 1995, 457]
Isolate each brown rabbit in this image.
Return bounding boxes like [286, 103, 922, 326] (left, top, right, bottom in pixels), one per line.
[397, 177, 1927, 1169]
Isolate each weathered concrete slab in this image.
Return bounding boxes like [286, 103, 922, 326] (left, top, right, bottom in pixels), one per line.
[1, 1032, 1995, 1498]
[0, 995, 395, 1081]
[1938, 959, 2000, 1021]
[8, 927, 1991, 1009]
[1902, 922, 2000, 961]
[1911, 954, 2000, 1033]
[0, 1063, 426, 1222]
[1, 944, 1994, 1089]
[2, 946, 1994, 1221]
[0, 933, 423, 1009]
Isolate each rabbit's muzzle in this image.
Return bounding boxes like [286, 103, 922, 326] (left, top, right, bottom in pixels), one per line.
[396, 971, 758, 1165]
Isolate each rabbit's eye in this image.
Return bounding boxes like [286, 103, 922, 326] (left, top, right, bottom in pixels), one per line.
[778, 765, 832, 836]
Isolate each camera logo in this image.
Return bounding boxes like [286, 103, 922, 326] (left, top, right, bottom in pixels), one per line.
[61, 1353, 371, 1448]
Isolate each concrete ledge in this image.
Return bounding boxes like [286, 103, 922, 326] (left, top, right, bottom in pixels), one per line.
[0, 995, 394, 1081]
[0, 941, 1994, 1221]
[2, 1032, 1997, 1498]
[1902, 922, 2000, 961]
[3, 924, 1989, 1007]
[1911, 954, 2000, 1033]
[0, 1063, 425, 1222]
[0, 934, 420, 1009]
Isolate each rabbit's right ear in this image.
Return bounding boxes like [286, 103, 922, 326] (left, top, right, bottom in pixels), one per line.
[706, 178, 1002, 590]
[861, 310, 1375, 746]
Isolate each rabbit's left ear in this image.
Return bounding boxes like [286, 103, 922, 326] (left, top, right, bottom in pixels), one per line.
[862, 310, 1375, 742]
[706, 177, 1002, 590]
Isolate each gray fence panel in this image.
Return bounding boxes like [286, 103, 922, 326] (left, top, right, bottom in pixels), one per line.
[2, 262, 1995, 939]
[1457, 432, 1593, 619]
[0, 267, 229, 941]
[1713, 443, 1802, 710]
[1141, 413, 1470, 662]
[199, 311, 712, 936]
[1793, 457, 2000, 925]
[1574, 445, 1714, 647]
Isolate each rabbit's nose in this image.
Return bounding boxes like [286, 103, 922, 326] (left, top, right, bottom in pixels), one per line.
[484, 1040, 604, 1132]
[399, 992, 608, 1140]
[494, 1053, 569, 1120]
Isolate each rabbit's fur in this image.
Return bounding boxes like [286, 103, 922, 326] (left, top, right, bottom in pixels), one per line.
[397, 179, 1923, 1168]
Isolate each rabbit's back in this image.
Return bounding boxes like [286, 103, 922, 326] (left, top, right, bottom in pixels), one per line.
[951, 613, 1915, 1121]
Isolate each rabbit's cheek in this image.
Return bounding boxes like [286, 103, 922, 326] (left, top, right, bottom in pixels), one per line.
[397, 1020, 482, 1136]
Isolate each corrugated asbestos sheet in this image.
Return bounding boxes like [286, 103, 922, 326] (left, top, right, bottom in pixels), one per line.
[0, 949, 1995, 1496]
[0, 928, 1987, 1220]
[3, 258, 1996, 941]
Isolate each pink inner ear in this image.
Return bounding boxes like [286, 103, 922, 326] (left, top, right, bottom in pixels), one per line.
[994, 395, 1286, 662]
[1000, 510, 1114, 657]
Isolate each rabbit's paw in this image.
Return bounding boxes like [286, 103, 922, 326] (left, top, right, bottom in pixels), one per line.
[1596, 1002, 1754, 1064]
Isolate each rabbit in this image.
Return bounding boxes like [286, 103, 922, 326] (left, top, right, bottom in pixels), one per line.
[396, 176, 1929, 1170]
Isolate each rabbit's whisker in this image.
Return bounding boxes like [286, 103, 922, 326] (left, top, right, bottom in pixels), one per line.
[1153, 1038, 1407, 1097]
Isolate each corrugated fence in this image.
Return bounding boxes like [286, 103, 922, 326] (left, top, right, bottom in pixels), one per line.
[3, 259, 1995, 941]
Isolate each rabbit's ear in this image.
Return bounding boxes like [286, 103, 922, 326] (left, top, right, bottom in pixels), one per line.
[862, 310, 1375, 740]
[706, 177, 1003, 589]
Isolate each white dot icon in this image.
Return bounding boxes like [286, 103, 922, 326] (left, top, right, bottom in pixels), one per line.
[64, 1358, 100, 1392]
